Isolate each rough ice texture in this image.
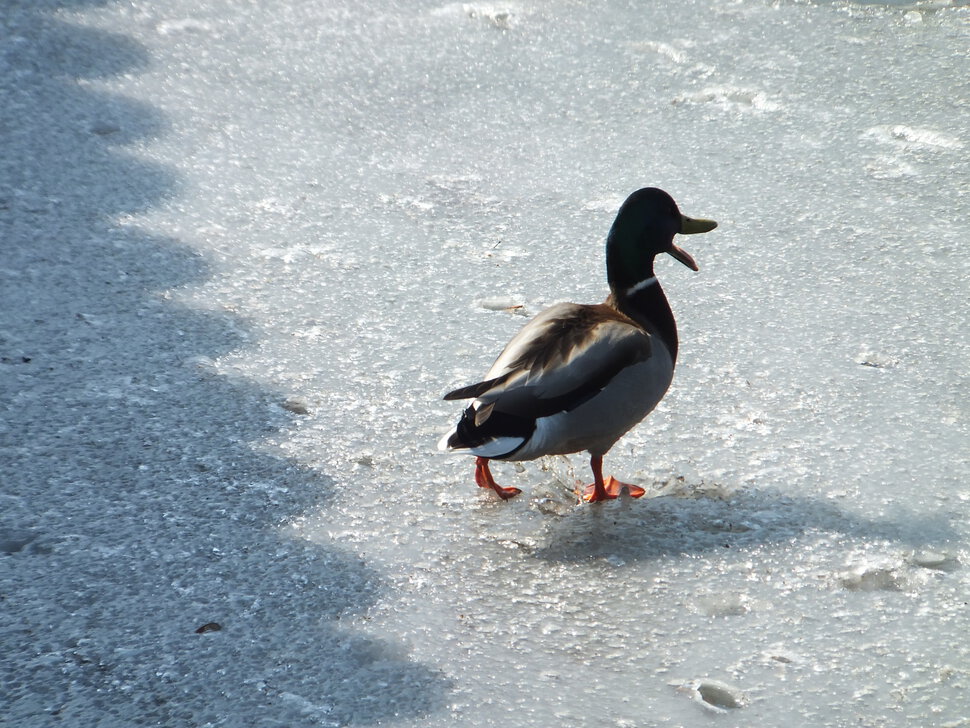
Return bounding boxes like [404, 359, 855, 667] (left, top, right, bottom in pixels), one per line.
[1, 0, 968, 726]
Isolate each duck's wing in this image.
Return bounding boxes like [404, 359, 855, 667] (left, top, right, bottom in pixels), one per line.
[440, 303, 652, 456]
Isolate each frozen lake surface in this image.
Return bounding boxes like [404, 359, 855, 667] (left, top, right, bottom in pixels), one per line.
[2, 0, 968, 725]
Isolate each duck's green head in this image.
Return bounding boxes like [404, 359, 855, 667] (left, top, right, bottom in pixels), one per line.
[606, 187, 717, 290]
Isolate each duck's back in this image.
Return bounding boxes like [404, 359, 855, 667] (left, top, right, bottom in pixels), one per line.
[518, 330, 673, 458]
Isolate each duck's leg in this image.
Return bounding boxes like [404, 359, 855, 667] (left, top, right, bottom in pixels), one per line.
[474, 457, 522, 500]
[581, 455, 647, 503]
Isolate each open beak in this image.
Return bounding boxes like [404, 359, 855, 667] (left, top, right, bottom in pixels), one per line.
[669, 214, 718, 271]
[669, 244, 699, 271]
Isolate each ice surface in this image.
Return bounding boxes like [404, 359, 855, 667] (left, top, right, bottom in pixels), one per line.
[2, 0, 968, 726]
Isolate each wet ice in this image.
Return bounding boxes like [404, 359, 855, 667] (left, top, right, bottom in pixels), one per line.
[2, 0, 968, 726]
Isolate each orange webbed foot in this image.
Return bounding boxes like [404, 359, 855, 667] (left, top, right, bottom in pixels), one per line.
[580, 455, 646, 503]
[581, 476, 646, 502]
[474, 457, 522, 500]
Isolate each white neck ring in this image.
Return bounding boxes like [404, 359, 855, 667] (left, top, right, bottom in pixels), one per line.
[624, 276, 658, 297]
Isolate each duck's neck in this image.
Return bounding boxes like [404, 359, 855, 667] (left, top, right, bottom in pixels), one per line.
[606, 267, 679, 363]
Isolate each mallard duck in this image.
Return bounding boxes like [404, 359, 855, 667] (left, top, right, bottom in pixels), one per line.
[438, 187, 717, 502]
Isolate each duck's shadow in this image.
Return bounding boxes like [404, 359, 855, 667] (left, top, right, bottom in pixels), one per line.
[527, 480, 958, 564]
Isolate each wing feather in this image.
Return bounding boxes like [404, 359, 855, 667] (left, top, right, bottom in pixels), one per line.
[441, 303, 653, 456]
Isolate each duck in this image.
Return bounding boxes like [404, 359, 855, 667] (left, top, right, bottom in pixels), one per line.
[438, 187, 717, 503]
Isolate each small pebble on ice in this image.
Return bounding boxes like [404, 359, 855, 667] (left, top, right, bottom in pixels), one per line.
[911, 551, 958, 571]
[856, 351, 898, 369]
[476, 297, 525, 312]
[672, 678, 746, 712]
[839, 567, 903, 592]
[90, 121, 121, 136]
[695, 593, 748, 617]
[282, 397, 310, 415]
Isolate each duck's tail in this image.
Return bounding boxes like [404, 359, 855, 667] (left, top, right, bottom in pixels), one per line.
[437, 401, 530, 459]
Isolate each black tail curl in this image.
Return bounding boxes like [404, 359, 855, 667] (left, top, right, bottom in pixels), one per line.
[446, 403, 535, 459]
